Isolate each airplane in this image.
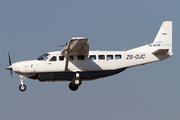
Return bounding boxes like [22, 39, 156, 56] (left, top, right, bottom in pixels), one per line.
[6, 21, 173, 92]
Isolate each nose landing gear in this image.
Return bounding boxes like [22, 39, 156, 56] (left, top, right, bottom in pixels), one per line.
[19, 84, 26, 92]
[19, 75, 27, 92]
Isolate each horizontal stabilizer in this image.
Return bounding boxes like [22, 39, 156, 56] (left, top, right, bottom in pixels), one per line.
[152, 49, 169, 55]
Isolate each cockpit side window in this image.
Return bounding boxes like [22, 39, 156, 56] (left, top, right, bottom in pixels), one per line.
[49, 56, 57, 61]
[36, 53, 49, 61]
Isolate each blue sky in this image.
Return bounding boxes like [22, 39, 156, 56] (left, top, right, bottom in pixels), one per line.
[0, 1, 180, 120]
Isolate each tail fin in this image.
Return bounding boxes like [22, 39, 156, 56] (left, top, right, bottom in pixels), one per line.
[153, 21, 172, 53]
[128, 21, 173, 54]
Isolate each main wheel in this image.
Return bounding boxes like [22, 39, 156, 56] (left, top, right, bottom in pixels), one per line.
[72, 77, 82, 87]
[69, 82, 79, 91]
[19, 84, 26, 92]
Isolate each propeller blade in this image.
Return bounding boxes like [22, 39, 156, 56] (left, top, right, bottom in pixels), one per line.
[7, 51, 13, 78]
[8, 51, 11, 65]
[10, 70, 13, 78]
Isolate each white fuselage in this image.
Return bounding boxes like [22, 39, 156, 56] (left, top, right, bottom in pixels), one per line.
[11, 50, 171, 79]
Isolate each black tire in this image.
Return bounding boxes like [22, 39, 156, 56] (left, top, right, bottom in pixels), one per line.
[69, 82, 79, 91]
[19, 84, 26, 92]
[72, 77, 82, 87]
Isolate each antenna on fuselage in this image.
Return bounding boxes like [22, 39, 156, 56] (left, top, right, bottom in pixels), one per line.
[123, 47, 126, 51]
[58, 42, 68, 47]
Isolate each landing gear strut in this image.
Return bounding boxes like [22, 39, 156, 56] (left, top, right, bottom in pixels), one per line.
[19, 75, 27, 92]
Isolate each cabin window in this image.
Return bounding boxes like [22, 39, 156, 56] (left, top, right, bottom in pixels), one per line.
[49, 56, 57, 61]
[59, 56, 64, 61]
[107, 55, 113, 60]
[78, 55, 84, 60]
[115, 55, 121, 59]
[89, 55, 96, 60]
[69, 55, 74, 60]
[36, 53, 49, 61]
[98, 55, 105, 60]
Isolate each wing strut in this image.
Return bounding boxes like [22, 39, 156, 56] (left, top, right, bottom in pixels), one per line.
[64, 41, 72, 71]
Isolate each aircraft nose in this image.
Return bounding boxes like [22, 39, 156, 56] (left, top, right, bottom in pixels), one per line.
[6, 65, 12, 71]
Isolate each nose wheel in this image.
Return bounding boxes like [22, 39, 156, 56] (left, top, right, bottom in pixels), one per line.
[19, 75, 27, 92]
[19, 84, 26, 92]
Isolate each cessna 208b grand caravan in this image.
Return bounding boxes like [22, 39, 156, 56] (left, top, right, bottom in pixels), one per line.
[6, 21, 173, 92]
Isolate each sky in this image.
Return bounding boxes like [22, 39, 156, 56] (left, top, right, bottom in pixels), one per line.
[0, 0, 180, 120]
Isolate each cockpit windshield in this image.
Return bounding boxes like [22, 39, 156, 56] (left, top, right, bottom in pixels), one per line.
[36, 53, 50, 61]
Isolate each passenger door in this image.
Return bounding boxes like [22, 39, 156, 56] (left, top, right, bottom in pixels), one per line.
[45, 56, 58, 72]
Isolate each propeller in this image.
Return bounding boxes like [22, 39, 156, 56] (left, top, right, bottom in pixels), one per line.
[6, 51, 13, 78]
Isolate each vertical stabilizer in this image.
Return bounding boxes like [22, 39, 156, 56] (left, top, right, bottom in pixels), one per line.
[128, 21, 173, 54]
[153, 21, 172, 53]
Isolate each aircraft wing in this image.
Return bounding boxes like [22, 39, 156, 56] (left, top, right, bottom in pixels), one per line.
[61, 37, 89, 71]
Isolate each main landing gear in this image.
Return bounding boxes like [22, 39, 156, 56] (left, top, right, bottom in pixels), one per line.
[69, 73, 82, 91]
[69, 77, 82, 91]
[19, 75, 27, 92]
